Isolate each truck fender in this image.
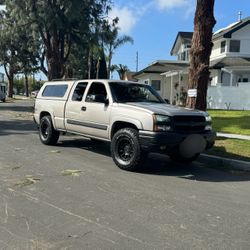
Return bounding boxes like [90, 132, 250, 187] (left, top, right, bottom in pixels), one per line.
[109, 116, 143, 139]
[39, 110, 56, 128]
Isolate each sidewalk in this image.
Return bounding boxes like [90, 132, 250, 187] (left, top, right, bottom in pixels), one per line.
[217, 132, 250, 140]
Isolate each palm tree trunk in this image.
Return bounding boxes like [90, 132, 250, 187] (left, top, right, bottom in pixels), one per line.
[107, 44, 112, 79]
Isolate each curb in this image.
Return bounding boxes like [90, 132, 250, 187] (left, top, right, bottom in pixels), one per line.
[198, 154, 250, 172]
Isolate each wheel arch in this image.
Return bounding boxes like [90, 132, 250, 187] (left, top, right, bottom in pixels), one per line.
[39, 111, 56, 128]
[110, 119, 142, 139]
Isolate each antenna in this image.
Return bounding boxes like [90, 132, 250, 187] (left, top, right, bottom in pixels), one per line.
[238, 11, 242, 21]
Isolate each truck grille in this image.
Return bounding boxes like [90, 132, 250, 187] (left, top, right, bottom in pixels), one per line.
[173, 115, 206, 133]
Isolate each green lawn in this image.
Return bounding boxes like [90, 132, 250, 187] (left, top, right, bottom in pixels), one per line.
[208, 110, 250, 135]
[206, 137, 250, 162]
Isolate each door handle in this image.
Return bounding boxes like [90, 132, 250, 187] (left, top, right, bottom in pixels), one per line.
[81, 106, 87, 111]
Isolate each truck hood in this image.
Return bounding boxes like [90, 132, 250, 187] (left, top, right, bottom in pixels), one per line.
[124, 102, 207, 116]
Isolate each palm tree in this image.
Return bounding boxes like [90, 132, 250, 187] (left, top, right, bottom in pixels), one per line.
[115, 64, 129, 80]
[102, 18, 133, 79]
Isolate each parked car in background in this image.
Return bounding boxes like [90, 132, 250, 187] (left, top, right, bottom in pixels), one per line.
[0, 83, 6, 102]
[31, 90, 39, 98]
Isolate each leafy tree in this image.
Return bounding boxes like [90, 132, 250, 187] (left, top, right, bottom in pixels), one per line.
[4, 0, 110, 80]
[1, 0, 130, 87]
[0, 2, 40, 97]
[186, 0, 216, 111]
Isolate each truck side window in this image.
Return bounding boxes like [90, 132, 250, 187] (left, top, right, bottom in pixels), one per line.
[86, 82, 107, 103]
[72, 82, 88, 101]
[42, 84, 68, 97]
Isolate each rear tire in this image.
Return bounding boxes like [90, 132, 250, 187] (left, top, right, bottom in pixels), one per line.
[39, 116, 59, 145]
[111, 128, 145, 171]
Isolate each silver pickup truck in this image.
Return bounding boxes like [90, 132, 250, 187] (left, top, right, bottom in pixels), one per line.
[34, 79, 216, 171]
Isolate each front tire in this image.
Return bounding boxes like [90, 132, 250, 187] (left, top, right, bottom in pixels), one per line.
[39, 116, 59, 145]
[111, 128, 145, 171]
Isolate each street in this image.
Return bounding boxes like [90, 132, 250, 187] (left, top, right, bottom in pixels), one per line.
[0, 100, 250, 250]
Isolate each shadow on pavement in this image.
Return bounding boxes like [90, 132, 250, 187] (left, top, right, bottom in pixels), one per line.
[0, 120, 37, 136]
[0, 105, 34, 112]
[0, 99, 35, 113]
[58, 138, 111, 157]
[139, 156, 250, 182]
[59, 137, 250, 182]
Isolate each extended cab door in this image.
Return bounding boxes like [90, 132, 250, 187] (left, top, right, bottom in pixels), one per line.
[65, 81, 111, 139]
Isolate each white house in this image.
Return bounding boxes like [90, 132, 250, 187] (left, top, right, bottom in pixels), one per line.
[134, 16, 250, 110]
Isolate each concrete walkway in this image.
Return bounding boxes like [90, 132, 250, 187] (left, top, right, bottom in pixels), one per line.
[217, 132, 250, 140]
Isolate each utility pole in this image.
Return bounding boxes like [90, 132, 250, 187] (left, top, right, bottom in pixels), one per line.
[136, 51, 138, 72]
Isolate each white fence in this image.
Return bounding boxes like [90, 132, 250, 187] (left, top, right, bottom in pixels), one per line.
[207, 83, 250, 110]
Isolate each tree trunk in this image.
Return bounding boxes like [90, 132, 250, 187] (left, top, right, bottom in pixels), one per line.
[8, 74, 14, 98]
[4, 64, 14, 98]
[25, 74, 29, 97]
[87, 48, 92, 79]
[47, 45, 64, 80]
[107, 44, 112, 79]
[186, 0, 216, 111]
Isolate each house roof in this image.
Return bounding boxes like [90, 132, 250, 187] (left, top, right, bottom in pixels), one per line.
[213, 16, 250, 40]
[133, 60, 189, 78]
[210, 57, 250, 69]
[170, 32, 193, 56]
[171, 17, 250, 55]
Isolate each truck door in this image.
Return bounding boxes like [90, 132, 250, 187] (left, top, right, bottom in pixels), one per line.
[65, 81, 111, 139]
[65, 81, 89, 134]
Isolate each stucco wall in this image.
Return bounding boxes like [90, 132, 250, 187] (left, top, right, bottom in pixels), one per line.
[210, 39, 224, 59]
[207, 83, 250, 110]
[136, 73, 167, 98]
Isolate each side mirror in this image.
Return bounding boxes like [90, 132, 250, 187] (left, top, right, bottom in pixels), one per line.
[94, 94, 109, 105]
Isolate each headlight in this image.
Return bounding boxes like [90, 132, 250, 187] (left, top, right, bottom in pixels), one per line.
[154, 115, 172, 131]
[205, 115, 212, 130]
[205, 115, 212, 122]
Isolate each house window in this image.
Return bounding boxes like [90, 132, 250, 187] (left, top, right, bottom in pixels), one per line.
[220, 41, 226, 53]
[229, 40, 240, 52]
[151, 80, 161, 91]
[181, 52, 186, 61]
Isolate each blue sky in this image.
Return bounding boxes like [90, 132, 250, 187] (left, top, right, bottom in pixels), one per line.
[110, 0, 250, 74]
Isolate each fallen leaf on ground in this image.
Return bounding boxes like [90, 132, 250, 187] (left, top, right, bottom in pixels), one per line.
[61, 169, 82, 176]
[14, 175, 41, 187]
[49, 150, 61, 154]
[14, 148, 23, 151]
[12, 166, 21, 170]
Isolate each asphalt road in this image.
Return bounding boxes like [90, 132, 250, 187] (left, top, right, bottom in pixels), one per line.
[0, 100, 250, 250]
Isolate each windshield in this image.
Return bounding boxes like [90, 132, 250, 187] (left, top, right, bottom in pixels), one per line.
[109, 82, 165, 103]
